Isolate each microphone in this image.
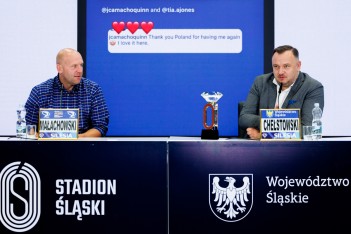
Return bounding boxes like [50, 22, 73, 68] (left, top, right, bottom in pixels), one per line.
[278, 82, 283, 94]
[277, 83, 283, 108]
[60, 84, 64, 108]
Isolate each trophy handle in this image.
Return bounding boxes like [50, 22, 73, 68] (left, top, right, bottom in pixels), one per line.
[203, 103, 215, 129]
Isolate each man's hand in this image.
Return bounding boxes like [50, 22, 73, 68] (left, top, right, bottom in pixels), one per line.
[246, 127, 260, 140]
[78, 128, 102, 138]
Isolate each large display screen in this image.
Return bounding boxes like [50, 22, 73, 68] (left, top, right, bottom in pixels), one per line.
[81, 0, 272, 136]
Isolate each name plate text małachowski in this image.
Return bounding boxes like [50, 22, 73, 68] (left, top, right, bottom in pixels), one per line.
[38, 108, 79, 140]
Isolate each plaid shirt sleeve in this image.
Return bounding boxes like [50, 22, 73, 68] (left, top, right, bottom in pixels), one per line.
[25, 79, 53, 127]
[88, 83, 110, 136]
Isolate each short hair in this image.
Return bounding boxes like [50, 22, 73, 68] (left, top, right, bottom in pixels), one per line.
[273, 45, 299, 59]
[56, 48, 80, 64]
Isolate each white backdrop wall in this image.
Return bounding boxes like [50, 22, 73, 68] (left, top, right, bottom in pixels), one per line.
[0, 0, 77, 136]
[275, 0, 351, 136]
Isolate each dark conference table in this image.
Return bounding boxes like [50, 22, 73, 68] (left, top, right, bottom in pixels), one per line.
[0, 137, 350, 233]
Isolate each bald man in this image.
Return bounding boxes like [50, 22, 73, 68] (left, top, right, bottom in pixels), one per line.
[25, 48, 109, 137]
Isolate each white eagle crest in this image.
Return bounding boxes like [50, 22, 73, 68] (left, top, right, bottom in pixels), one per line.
[212, 176, 251, 219]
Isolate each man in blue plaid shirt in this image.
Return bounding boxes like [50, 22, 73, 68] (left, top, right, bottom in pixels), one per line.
[25, 48, 109, 137]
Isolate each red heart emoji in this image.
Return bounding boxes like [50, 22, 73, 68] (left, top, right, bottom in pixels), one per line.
[141, 21, 154, 34]
[112, 21, 125, 34]
[127, 21, 139, 34]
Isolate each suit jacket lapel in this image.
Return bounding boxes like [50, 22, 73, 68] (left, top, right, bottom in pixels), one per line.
[268, 77, 277, 109]
[282, 72, 304, 108]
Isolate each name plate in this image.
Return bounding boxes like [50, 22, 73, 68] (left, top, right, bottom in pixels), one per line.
[260, 109, 301, 141]
[38, 108, 79, 140]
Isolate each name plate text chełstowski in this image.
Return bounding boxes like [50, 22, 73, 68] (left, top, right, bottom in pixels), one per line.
[260, 109, 301, 141]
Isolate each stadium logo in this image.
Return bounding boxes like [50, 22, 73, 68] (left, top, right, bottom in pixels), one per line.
[209, 174, 253, 222]
[41, 111, 50, 118]
[0, 162, 41, 232]
[67, 111, 77, 118]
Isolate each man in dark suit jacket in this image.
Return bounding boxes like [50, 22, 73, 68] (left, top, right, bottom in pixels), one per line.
[239, 45, 324, 140]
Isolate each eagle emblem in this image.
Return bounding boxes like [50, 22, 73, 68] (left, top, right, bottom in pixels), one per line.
[266, 109, 274, 118]
[209, 174, 253, 222]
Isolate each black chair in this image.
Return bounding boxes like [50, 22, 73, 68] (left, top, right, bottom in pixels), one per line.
[238, 101, 247, 138]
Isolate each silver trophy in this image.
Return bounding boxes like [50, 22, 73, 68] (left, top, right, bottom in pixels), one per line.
[201, 91, 223, 139]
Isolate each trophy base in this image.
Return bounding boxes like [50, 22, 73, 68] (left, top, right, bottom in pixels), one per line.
[201, 129, 219, 140]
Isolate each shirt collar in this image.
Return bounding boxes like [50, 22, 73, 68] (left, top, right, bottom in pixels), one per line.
[54, 74, 80, 92]
[273, 78, 294, 91]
